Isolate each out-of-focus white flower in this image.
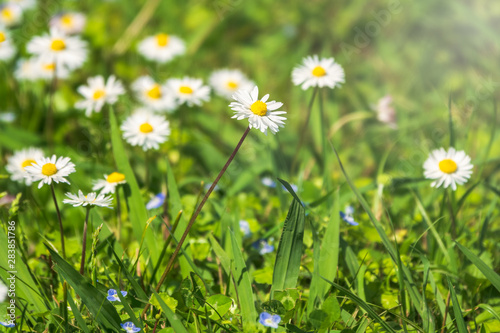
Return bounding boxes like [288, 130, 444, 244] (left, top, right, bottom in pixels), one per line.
[209, 69, 254, 100]
[27, 27, 87, 71]
[10, 0, 36, 11]
[6, 147, 44, 185]
[75, 75, 125, 116]
[375, 95, 397, 129]
[137, 33, 186, 63]
[132, 76, 176, 112]
[0, 3, 22, 27]
[166, 77, 210, 107]
[50, 12, 86, 35]
[0, 281, 7, 302]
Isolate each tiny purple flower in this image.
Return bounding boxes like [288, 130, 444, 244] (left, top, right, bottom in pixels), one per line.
[107, 289, 128, 302]
[259, 311, 281, 328]
[253, 239, 274, 255]
[239, 220, 252, 237]
[0, 321, 15, 328]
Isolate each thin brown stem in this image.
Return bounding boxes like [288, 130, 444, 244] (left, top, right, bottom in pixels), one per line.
[50, 183, 66, 259]
[142, 126, 251, 319]
[441, 291, 451, 333]
[80, 208, 91, 275]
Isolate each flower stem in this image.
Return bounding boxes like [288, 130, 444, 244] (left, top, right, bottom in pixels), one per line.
[292, 87, 318, 172]
[50, 183, 66, 259]
[80, 207, 91, 275]
[142, 126, 251, 318]
[318, 89, 330, 190]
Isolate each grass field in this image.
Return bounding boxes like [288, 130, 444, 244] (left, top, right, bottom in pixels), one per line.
[0, 0, 499, 332]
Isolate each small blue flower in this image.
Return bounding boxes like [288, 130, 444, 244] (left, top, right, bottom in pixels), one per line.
[253, 239, 274, 255]
[340, 206, 358, 226]
[0, 321, 15, 328]
[261, 177, 276, 188]
[107, 289, 128, 302]
[146, 193, 165, 210]
[239, 220, 252, 237]
[259, 311, 281, 328]
[121, 321, 141, 332]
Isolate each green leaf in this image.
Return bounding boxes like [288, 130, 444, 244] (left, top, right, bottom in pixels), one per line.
[456, 242, 500, 293]
[447, 278, 468, 333]
[205, 294, 233, 320]
[150, 293, 178, 312]
[67, 293, 90, 333]
[271, 179, 305, 295]
[154, 291, 188, 333]
[229, 230, 257, 325]
[252, 266, 273, 285]
[46, 246, 123, 332]
[109, 108, 159, 263]
[273, 289, 300, 311]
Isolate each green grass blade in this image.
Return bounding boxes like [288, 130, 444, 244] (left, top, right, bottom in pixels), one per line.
[109, 108, 159, 263]
[67, 292, 91, 333]
[447, 277, 468, 333]
[208, 234, 231, 275]
[46, 245, 123, 332]
[153, 291, 189, 333]
[456, 242, 500, 293]
[321, 277, 397, 333]
[271, 179, 305, 294]
[331, 145, 424, 316]
[0, 226, 49, 314]
[229, 230, 257, 325]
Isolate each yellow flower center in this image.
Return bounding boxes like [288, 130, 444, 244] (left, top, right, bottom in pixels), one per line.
[139, 122, 153, 133]
[179, 86, 193, 94]
[61, 14, 73, 26]
[93, 89, 106, 100]
[227, 81, 238, 90]
[1, 8, 12, 21]
[250, 100, 267, 116]
[106, 172, 125, 183]
[312, 66, 326, 77]
[438, 159, 458, 174]
[21, 159, 35, 170]
[41, 163, 58, 176]
[0, 32, 5, 43]
[147, 84, 162, 99]
[156, 33, 169, 47]
[51, 39, 66, 51]
[43, 63, 55, 70]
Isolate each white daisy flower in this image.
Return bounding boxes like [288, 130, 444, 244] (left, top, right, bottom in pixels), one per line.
[49, 12, 86, 35]
[166, 77, 210, 107]
[0, 111, 15, 123]
[75, 75, 125, 116]
[292, 55, 345, 90]
[10, 0, 36, 11]
[14, 58, 38, 81]
[63, 190, 113, 208]
[24, 155, 76, 189]
[209, 69, 254, 100]
[423, 147, 473, 191]
[121, 109, 171, 151]
[27, 27, 88, 70]
[132, 76, 176, 112]
[0, 3, 22, 27]
[375, 95, 397, 129]
[230, 86, 286, 135]
[92, 172, 126, 195]
[5, 147, 44, 185]
[0, 27, 15, 61]
[31, 57, 70, 80]
[137, 33, 186, 63]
